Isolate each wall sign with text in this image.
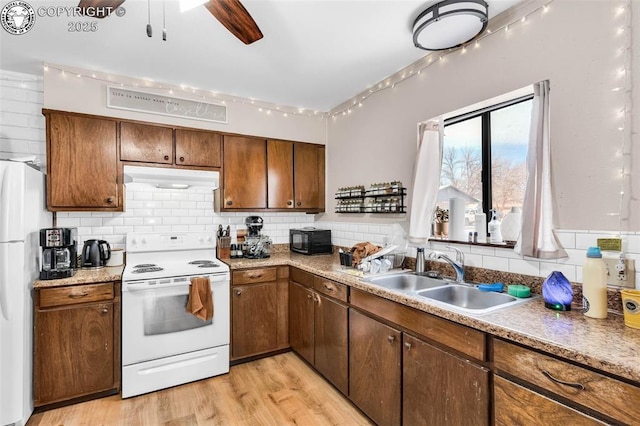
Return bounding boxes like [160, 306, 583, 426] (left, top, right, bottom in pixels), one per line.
[106, 86, 227, 123]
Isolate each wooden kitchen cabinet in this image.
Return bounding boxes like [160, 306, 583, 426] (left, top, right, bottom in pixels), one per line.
[34, 282, 120, 407]
[222, 135, 267, 209]
[493, 338, 640, 424]
[120, 121, 173, 164]
[267, 140, 325, 211]
[121, 123, 221, 168]
[45, 111, 120, 211]
[231, 267, 289, 360]
[403, 333, 489, 426]
[289, 268, 348, 394]
[175, 128, 221, 168]
[349, 308, 402, 426]
[494, 376, 605, 425]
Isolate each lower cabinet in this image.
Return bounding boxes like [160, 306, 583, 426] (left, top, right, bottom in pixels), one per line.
[494, 376, 605, 425]
[34, 282, 120, 407]
[349, 309, 401, 426]
[231, 267, 289, 360]
[289, 268, 348, 395]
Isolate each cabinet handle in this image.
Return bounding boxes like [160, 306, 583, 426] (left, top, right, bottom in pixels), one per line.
[287, 200, 293, 206]
[226, 200, 233, 206]
[541, 370, 585, 391]
[235, 290, 242, 296]
[106, 197, 114, 204]
[296, 201, 302, 206]
[307, 294, 313, 300]
[68, 291, 89, 299]
[164, 155, 170, 161]
[387, 335, 396, 343]
[404, 342, 412, 350]
[179, 156, 185, 162]
[323, 284, 334, 292]
[101, 308, 109, 314]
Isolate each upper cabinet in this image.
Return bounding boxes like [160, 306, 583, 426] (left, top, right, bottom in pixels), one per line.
[45, 111, 121, 211]
[175, 129, 222, 168]
[120, 122, 173, 164]
[222, 135, 267, 209]
[120, 123, 221, 168]
[266, 140, 325, 212]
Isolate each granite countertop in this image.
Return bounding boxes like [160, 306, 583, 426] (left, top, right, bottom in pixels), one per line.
[33, 266, 125, 288]
[226, 252, 640, 384]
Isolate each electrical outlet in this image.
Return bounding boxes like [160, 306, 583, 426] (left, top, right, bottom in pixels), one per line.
[603, 257, 636, 288]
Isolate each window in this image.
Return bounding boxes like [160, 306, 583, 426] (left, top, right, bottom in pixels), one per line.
[437, 95, 533, 233]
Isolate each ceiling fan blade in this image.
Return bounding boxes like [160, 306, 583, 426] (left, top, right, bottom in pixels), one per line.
[77, 0, 126, 19]
[204, 0, 263, 45]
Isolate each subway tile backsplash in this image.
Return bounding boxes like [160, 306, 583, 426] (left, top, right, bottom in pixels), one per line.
[56, 183, 314, 249]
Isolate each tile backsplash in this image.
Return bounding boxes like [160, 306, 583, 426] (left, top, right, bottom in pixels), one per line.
[56, 183, 314, 249]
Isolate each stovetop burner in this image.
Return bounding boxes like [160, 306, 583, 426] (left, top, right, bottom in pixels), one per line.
[189, 260, 220, 268]
[132, 266, 164, 274]
[134, 263, 158, 268]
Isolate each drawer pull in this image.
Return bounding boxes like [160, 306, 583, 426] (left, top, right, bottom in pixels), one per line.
[68, 292, 89, 299]
[323, 284, 334, 291]
[542, 370, 585, 390]
[247, 274, 262, 279]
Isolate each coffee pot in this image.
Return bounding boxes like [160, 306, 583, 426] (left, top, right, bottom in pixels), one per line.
[82, 239, 111, 268]
[39, 228, 78, 280]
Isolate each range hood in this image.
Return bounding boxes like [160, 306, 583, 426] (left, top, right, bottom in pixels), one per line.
[123, 165, 219, 189]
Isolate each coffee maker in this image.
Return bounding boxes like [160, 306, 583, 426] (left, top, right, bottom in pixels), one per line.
[244, 216, 272, 259]
[39, 228, 78, 280]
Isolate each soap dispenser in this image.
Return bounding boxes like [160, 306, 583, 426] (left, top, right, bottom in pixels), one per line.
[488, 209, 503, 244]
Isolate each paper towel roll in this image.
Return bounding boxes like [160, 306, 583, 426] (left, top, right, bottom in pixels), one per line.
[449, 198, 466, 242]
[475, 213, 487, 243]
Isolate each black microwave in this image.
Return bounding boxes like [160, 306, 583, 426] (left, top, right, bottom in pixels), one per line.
[289, 228, 332, 255]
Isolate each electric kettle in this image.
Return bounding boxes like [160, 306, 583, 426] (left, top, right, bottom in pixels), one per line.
[82, 239, 111, 268]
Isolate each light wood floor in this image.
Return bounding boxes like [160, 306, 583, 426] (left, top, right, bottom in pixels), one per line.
[27, 352, 373, 426]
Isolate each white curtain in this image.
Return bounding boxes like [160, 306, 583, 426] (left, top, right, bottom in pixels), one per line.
[408, 120, 443, 244]
[515, 80, 567, 259]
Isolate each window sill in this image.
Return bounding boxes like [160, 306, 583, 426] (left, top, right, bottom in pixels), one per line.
[428, 238, 516, 249]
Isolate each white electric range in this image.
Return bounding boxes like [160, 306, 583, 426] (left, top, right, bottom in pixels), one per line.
[121, 232, 230, 398]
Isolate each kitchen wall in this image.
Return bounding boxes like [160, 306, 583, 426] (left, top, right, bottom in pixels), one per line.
[324, 0, 639, 231]
[0, 71, 46, 164]
[42, 65, 327, 145]
[56, 183, 314, 250]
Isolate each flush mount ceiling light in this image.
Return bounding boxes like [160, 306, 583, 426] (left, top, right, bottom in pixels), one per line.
[413, 0, 489, 51]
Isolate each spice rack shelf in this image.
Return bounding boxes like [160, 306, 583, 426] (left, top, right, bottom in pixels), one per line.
[335, 182, 406, 214]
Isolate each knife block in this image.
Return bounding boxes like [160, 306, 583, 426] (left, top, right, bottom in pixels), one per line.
[217, 236, 231, 260]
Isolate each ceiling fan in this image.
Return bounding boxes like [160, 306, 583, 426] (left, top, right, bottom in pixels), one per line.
[77, 0, 263, 44]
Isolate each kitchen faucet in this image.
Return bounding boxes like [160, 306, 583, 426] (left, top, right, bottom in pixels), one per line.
[429, 246, 465, 283]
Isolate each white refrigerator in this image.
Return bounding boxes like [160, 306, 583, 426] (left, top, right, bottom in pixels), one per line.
[0, 160, 51, 426]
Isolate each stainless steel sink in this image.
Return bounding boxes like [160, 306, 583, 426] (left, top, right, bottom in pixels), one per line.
[416, 285, 533, 315]
[362, 273, 450, 292]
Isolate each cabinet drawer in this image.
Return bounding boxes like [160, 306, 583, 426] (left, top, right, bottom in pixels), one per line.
[290, 267, 314, 287]
[233, 268, 277, 285]
[39, 283, 114, 308]
[313, 276, 347, 302]
[494, 339, 640, 422]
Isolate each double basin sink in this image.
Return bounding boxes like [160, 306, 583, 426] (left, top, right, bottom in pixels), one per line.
[362, 273, 533, 315]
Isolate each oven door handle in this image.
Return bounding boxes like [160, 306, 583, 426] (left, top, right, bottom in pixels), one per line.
[125, 274, 229, 292]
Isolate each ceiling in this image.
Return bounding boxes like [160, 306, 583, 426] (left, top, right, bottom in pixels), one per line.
[0, 0, 523, 111]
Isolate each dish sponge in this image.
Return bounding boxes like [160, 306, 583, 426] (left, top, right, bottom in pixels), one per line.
[478, 283, 504, 292]
[507, 284, 531, 298]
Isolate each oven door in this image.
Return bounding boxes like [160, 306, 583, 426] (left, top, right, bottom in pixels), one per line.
[122, 273, 230, 366]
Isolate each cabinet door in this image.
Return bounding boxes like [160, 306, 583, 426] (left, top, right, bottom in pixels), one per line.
[175, 129, 221, 168]
[403, 334, 490, 426]
[231, 282, 277, 358]
[267, 139, 294, 208]
[288, 281, 315, 364]
[293, 143, 322, 209]
[34, 302, 115, 405]
[47, 113, 119, 209]
[494, 376, 605, 425]
[314, 294, 348, 395]
[349, 309, 401, 426]
[120, 121, 173, 164]
[222, 135, 267, 209]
